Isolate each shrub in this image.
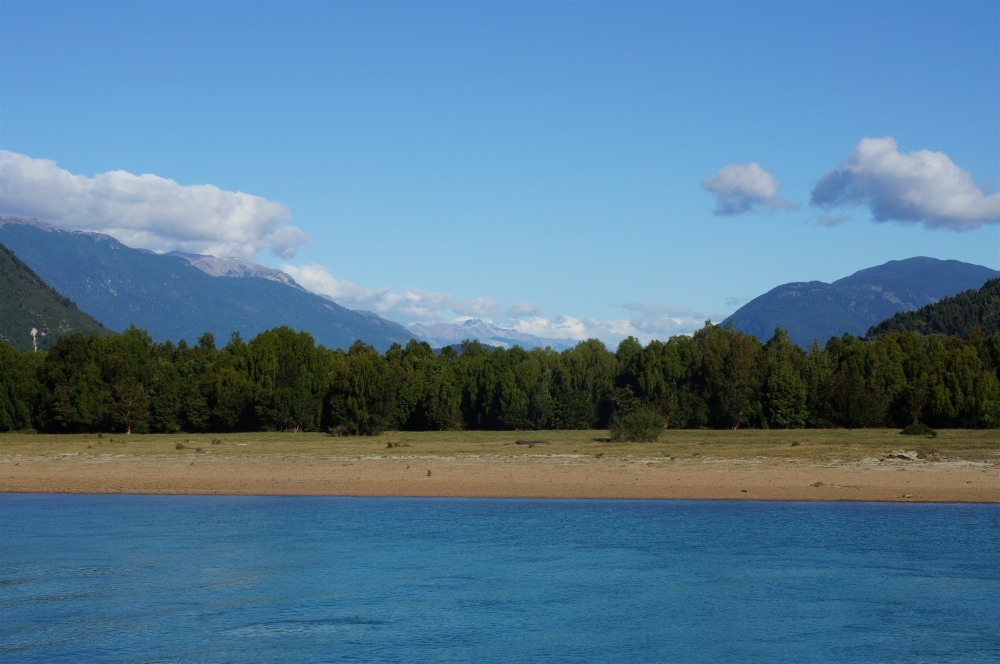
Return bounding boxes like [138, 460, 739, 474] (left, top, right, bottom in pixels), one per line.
[609, 407, 665, 442]
[901, 422, 937, 438]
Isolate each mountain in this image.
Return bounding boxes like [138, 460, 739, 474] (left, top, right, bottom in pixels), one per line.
[867, 278, 1000, 339]
[167, 251, 303, 288]
[724, 257, 1000, 348]
[409, 319, 577, 351]
[0, 217, 415, 351]
[0, 242, 108, 351]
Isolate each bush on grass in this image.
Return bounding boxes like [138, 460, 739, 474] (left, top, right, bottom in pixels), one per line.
[609, 407, 665, 443]
[901, 422, 937, 438]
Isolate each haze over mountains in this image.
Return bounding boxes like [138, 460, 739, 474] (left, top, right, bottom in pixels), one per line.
[0, 217, 414, 352]
[725, 257, 1000, 348]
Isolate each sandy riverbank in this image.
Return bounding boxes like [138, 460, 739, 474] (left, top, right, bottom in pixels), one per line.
[3, 452, 997, 502]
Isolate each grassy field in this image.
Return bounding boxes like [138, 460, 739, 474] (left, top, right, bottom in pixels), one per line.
[1, 429, 997, 464]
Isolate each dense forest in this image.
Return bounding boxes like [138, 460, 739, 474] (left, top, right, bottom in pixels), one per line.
[1, 322, 999, 435]
[867, 278, 1000, 340]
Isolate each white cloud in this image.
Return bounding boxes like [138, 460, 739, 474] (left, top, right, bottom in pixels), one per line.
[281, 262, 455, 320]
[282, 263, 712, 346]
[452, 297, 502, 318]
[627, 316, 706, 341]
[701, 162, 795, 215]
[511, 313, 706, 346]
[590, 302, 716, 344]
[0, 150, 310, 258]
[281, 262, 384, 303]
[810, 137, 1000, 231]
[507, 301, 542, 318]
[283, 264, 520, 330]
[512, 315, 592, 341]
[626, 313, 710, 341]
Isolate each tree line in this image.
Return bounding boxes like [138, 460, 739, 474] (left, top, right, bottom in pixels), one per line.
[1, 323, 998, 435]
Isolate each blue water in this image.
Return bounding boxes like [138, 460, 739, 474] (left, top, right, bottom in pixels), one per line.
[1, 496, 998, 663]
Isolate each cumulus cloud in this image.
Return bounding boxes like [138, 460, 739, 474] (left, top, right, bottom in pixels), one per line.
[0, 150, 310, 258]
[281, 262, 455, 320]
[282, 262, 712, 345]
[511, 309, 708, 346]
[511, 315, 593, 341]
[701, 162, 795, 215]
[452, 297, 502, 318]
[507, 301, 542, 318]
[285, 263, 499, 322]
[627, 316, 706, 340]
[810, 137, 1000, 231]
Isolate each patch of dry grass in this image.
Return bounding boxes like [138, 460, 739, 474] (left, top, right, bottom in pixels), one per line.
[0, 429, 997, 464]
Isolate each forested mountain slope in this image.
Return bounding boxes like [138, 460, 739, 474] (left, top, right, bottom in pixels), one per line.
[867, 278, 1000, 339]
[724, 257, 1000, 348]
[0, 242, 108, 351]
[0, 217, 414, 352]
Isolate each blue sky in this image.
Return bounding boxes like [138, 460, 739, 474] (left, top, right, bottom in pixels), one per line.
[1, 1, 998, 342]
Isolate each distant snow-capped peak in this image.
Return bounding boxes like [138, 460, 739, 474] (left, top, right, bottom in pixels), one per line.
[409, 319, 577, 351]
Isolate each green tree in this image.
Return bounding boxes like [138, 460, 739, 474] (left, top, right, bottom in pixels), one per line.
[608, 385, 664, 442]
[40, 333, 112, 432]
[109, 377, 149, 434]
[817, 335, 898, 428]
[762, 329, 808, 428]
[694, 323, 763, 429]
[390, 340, 436, 429]
[764, 363, 807, 428]
[329, 340, 396, 435]
[247, 327, 331, 431]
[0, 344, 43, 432]
[100, 326, 155, 433]
[635, 338, 688, 428]
[552, 339, 617, 427]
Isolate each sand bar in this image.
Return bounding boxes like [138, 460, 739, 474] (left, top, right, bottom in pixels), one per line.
[2, 430, 997, 502]
[3, 454, 999, 502]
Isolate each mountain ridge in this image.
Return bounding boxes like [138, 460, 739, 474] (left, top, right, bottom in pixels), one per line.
[724, 257, 1000, 348]
[167, 251, 305, 289]
[866, 278, 1000, 339]
[0, 217, 415, 351]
